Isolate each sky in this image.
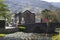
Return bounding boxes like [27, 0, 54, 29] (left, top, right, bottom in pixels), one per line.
[42, 0, 60, 2]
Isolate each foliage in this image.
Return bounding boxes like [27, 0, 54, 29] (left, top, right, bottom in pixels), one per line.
[0, 0, 9, 20]
[55, 9, 60, 22]
[41, 9, 50, 18]
[18, 26, 26, 29]
[52, 31, 60, 40]
[41, 9, 58, 22]
[0, 34, 6, 37]
[18, 26, 26, 31]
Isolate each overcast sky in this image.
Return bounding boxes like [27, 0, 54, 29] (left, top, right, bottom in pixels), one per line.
[42, 0, 60, 2]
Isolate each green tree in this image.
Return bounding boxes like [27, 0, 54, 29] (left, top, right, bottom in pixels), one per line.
[55, 9, 60, 22]
[41, 9, 51, 18]
[41, 9, 58, 22]
[0, 0, 9, 20]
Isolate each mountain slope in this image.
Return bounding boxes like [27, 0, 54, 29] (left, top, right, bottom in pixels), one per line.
[4, 0, 58, 13]
[51, 2, 60, 8]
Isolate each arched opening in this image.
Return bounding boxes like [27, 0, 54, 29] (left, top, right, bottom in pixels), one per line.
[21, 17, 25, 24]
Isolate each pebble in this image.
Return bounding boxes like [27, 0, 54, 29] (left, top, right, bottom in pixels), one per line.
[4, 32, 52, 40]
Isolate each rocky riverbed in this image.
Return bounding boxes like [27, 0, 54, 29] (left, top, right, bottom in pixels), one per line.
[3, 32, 52, 40]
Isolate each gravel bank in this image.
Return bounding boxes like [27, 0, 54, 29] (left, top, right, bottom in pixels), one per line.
[4, 32, 52, 40]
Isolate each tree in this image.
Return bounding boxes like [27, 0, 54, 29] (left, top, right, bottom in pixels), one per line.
[0, 0, 9, 20]
[54, 9, 60, 22]
[41, 9, 58, 23]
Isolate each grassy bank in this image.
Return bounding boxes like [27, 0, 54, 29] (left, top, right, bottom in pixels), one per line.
[0, 34, 6, 37]
[52, 30, 60, 40]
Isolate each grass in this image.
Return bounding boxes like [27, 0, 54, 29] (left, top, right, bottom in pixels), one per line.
[18, 26, 26, 29]
[52, 31, 60, 40]
[0, 34, 6, 37]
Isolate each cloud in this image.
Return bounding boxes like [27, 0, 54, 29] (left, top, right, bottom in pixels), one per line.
[42, 0, 60, 2]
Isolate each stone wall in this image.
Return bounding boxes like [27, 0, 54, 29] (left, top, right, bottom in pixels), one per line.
[19, 23, 60, 34]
